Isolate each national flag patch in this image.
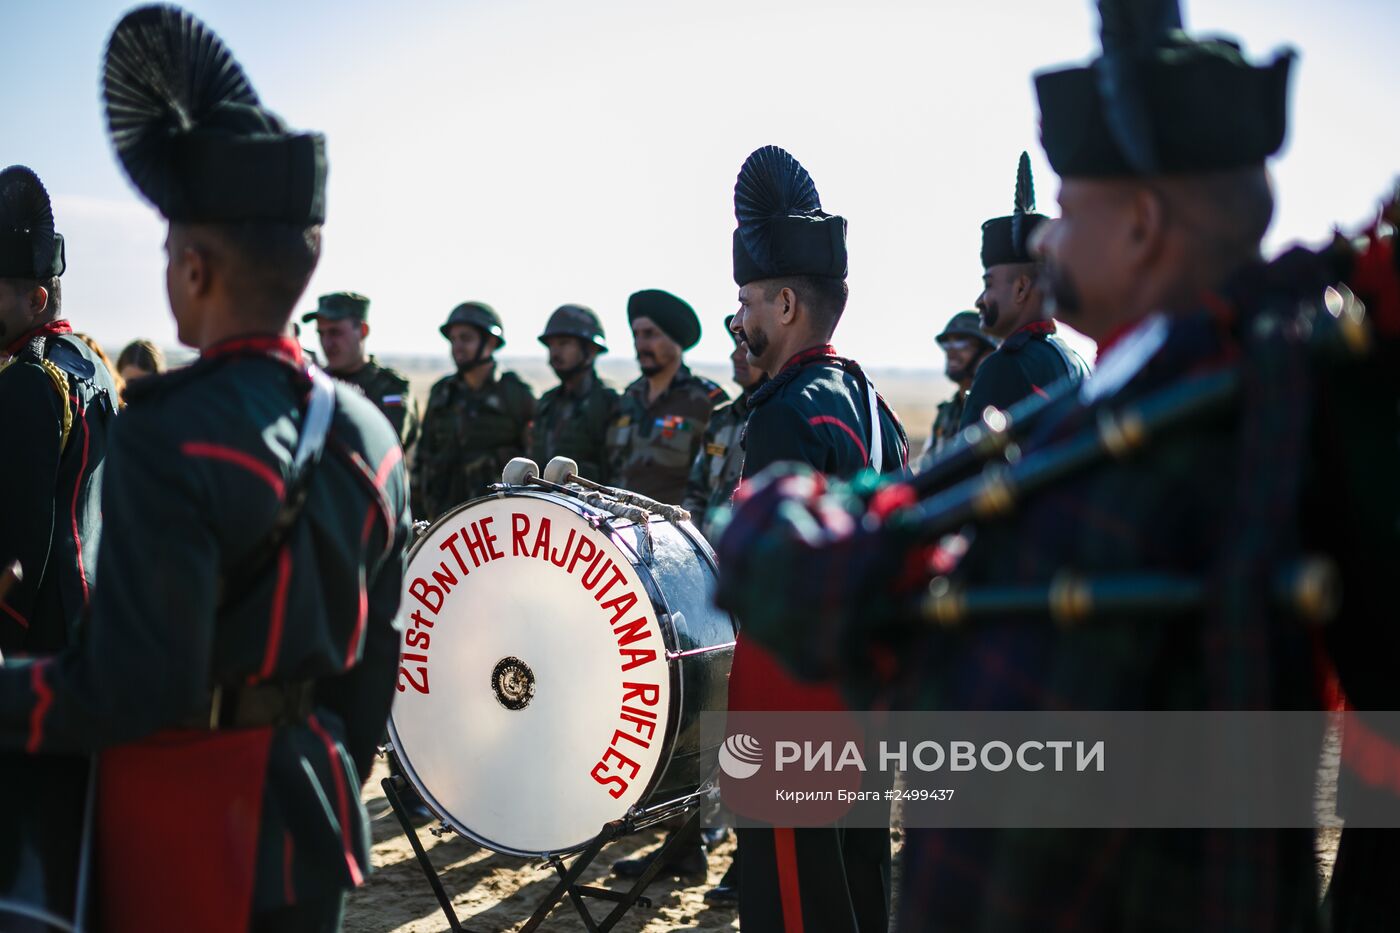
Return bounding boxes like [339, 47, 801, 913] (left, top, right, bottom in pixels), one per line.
[381, 395, 403, 406]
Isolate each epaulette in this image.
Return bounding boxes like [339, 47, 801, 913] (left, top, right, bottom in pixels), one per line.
[46, 338, 97, 382]
[696, 376, 728, 403]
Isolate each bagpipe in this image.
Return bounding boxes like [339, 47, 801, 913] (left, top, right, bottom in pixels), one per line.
[867, 196, 1400, 634]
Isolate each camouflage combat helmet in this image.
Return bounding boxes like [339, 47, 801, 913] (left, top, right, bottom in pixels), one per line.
[440, 301, 505, 347]
[937, 311, 998, 350]
[539, 303, 607, 354]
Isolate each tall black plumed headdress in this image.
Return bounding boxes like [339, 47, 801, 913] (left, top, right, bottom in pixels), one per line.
[0, 166, 65, 279]
[980, 152, 1049, 270]
[1035, 0, 1293, 178]
[732, 146, 847, 287]
[102, 4, 327, 223]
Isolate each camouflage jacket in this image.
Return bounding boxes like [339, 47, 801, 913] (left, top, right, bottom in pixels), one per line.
[528, 369, 619, 485]
[918, 389, 967, 469]
[413, 365, 535, 521]
[331, 356, 420, 455]
[682, 386, 758, 541]
[0, 336, 411, 913]
[607, 365, 727, 505]
[0, 322, 118, 654]
[959, 320, 1090, 428]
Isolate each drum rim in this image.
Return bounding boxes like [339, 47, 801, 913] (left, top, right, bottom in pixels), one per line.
[388, 488, 689, 858]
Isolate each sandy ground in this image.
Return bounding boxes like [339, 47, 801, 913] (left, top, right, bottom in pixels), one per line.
[347, 750, 1343, 933]
[344, 758, 740, 933]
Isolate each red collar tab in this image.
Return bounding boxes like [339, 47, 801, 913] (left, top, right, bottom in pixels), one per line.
[777, 344, 840, 374]
[2, 319, 73, 356]
[201, 335, 305, 368]
[1012, 320, 1056, 338]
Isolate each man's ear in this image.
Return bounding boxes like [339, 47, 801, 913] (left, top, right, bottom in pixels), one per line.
[778, 286, 799, 324]
[360, 322, 370, 339]
[176, 241, 213, 300]
[1126, 185, 1166, 269]
[1013, 271, 1036, 305]
[27, 285, 49, 316]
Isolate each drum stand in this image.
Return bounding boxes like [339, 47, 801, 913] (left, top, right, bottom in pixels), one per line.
[383, 774, 705, 932]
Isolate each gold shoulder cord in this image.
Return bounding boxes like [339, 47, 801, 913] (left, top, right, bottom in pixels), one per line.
[0, 356, 73, 451]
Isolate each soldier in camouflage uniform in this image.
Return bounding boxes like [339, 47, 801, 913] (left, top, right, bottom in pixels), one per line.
[960, 152, 1090, 429]
[607, 289, 726, 504]
[683, 314, 764, 541]
[414, 302, 535, 520]
[0, 8, 411, 931]
[714, 7, 1394, 930]
[919, 311, 997, 467]
[529, 304, 618, 483]
[303, 291, 420, 455]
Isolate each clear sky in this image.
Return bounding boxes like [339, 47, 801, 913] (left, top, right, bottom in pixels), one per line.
[7, 0, 1400, 368]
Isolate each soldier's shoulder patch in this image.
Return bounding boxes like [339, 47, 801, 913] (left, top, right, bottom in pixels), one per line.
[380, 394, 404, 407]
[693, 376, 728, 403]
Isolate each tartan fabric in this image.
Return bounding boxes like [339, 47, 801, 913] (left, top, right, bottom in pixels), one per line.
[715, 259, 1353, 930]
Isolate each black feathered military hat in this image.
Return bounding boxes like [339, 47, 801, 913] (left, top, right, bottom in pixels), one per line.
[1035, 0, 1293, 178]
[102, 4, 327, 224]
[0, 166, 65, 279]
[981, 152, 1049, 269]
[627, 289, 700, 351]
[732, 146, 847, 287]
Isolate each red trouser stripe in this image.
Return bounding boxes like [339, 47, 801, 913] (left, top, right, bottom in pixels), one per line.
[773, 827, 805, 933]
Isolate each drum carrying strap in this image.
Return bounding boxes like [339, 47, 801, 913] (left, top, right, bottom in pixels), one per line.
[219, 366, 337, 603]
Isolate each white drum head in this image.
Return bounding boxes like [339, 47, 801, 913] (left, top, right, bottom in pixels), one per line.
[390, 493, 675, 856]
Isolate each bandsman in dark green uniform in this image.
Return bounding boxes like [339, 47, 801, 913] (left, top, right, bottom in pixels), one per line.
[302, 291, 420, 454]
[683, 314, 765, 541]
[0, 166, 117, 654]
[0, 8, 410, 932]
[414, 301, 535, 520]
[529, 303, 618, 483]
[607, 290, 727, 504]
[0, 165, 118, 927]
[919, 310, 997, 467]
[714, 4, 1400, 929]
[727, 145, 906, 933]
[960, 152, 1090, 428]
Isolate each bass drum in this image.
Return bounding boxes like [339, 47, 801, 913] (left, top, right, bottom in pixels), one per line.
[388, 488, 736, 858]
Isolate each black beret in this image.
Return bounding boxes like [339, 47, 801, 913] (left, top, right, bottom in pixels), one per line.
[732, 146, 847, 287]
[103, 5, 327, 224]
[627, 290, 700, 351]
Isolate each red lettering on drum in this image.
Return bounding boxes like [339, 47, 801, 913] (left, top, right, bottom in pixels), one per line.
[567, 536, 597, 574]
[408, 577, 444, 614]
[511, 513, 530, 556]
[593, 565, 626, 601]
[440, 531, 470, 576]
[600, 591, 637, 623]
[621, 708, 659, 742]
[622, 683, 660, 706]
[591, 764, 628, 799]
[410, 609, 434, 629]
[619, 649, 657, 671]
[551, 529, 576, 567]
[406, 628, 431, 649]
